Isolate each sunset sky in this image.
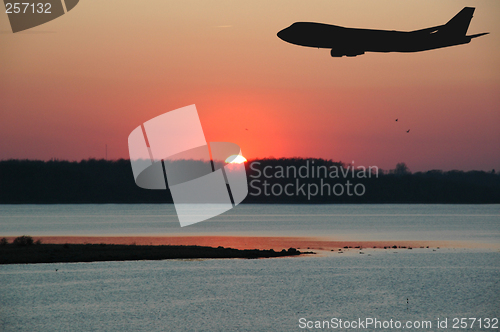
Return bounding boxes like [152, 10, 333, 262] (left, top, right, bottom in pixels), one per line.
[1, 0, 499, 171]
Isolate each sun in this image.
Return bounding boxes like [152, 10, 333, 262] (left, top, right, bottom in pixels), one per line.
[225, 155, 247, 164]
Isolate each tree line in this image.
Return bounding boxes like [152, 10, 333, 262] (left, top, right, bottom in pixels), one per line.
[0, 159, 498, 203]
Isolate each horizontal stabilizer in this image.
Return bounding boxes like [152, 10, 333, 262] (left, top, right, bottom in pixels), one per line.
[468, 32, 489, 39]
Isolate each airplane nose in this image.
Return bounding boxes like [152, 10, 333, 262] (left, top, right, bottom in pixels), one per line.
[277, 28, 289, 41]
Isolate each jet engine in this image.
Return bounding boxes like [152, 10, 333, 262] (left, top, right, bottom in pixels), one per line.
[331, 49, 365, 57]
[345, 50, 365, 57]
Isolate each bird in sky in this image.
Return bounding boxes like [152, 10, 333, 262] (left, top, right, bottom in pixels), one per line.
[406, 129, 410, 133]
[395, 118, 398, 122]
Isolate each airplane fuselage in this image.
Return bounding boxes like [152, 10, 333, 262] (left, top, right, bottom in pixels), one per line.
[278, 22, 471, 56]
[277, 8, 487, 57]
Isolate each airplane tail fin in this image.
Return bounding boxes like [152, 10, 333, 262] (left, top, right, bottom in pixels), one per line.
[442, 7, 475, 36]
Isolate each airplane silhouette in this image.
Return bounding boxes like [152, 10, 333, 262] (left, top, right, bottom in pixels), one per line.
[277, 7, 488, 57]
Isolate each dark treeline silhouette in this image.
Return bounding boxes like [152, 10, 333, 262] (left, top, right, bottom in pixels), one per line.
[244, 159, 499, 203]
[0, 158, 498, 204]
[0, 159, 171, 203]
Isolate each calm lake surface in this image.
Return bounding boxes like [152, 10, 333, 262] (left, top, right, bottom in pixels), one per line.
[1, 204, 499, 331]
[0, 204, 499, 244]
[1, 250, 499, 331]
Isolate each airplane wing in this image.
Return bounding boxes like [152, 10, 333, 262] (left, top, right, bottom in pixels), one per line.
[412, 25, 443, 34]
[412, 7, 488, 40]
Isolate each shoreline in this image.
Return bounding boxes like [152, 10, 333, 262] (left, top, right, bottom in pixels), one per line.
[2, 236, 497, 264]
[0, 243, 311, 265]
[4, 235, 495, 250]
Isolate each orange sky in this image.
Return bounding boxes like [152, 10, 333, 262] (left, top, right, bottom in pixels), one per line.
[0, 0, 499, 171]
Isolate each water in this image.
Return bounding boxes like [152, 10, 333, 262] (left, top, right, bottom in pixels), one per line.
[0, 204, 499, 244]
[1, 204, 499, 331]
[0, 249, 499, 331]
